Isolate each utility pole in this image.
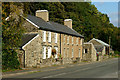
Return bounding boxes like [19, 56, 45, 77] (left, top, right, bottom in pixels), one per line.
[109, 36, 111, 55]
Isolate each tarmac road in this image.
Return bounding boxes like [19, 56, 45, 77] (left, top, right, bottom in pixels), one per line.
[3, 58, 119, 79]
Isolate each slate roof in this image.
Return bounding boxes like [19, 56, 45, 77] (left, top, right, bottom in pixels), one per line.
[94, 45, 104, 52]
[25, 14, 84, 38]
[20, 33, 38, 48]
[89, 38, 109, 47]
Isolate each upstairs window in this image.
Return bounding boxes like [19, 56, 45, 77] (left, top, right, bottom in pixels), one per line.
[81, 39, 83, 45]
[72, 37, 74, 44]
[64, 35, 66, 44]
[48, 31, 51, 42]
[67, 36, 69, 44]
[55, 33, 57, 43]
[76, 38, 78, 45]
[43, 31, 46, 42]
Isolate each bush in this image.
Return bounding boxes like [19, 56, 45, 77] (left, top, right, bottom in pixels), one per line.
[2, 49, 20, 70]
[114, 51, 120, 55]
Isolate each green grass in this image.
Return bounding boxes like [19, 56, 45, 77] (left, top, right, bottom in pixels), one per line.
[2, 68, 23, 72]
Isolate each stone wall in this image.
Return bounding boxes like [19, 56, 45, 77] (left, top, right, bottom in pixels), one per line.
[20, 20, 61, 67]
[83, 43, 97, 62]
[91, 43, 97, 61]
[61, 34, 83, 64]
[23, 34, 41, 67]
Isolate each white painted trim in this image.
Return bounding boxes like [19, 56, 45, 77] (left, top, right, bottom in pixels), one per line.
[89, 38, 109, 47]
[84, 42, 92, 44]
[22, 34, 39, 49]
[20, 15, 39, 28]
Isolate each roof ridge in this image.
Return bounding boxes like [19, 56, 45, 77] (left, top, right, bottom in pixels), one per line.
[25, 14, 84, 38]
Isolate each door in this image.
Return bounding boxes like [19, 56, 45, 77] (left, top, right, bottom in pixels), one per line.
[55, 47, 58, 58]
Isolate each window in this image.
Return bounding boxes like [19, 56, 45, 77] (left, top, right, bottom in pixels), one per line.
[76, 38, 78, 45]
[43, 31, 46, 42]
[64, 35, 66, 44]
[67, 36, 69, 44]
[72, 48, 74, 57]
[48, 32, 51, 42]
[48, 47, 51, 58]
[79, 48, 81, 57]
[72, 37, 74, 44]
[55, 33, 57, 43]
[64, 48, 66, 58]
[85, 49, 87, 53]
[55, 47, 58, 58]
[81, 39, 82, 45]
[43, 46, 46, 59]
[67, 48, 69, 58]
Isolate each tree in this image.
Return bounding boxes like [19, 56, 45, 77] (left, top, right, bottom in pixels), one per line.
[2, 2, 25, 70]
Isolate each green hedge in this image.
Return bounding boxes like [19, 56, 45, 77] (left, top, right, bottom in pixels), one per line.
[2, 49, 20, 70]
[114, 51, 120, 55]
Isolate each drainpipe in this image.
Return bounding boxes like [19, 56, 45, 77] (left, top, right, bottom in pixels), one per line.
[21, 49, 25, 68]
[60, 33, 61, 55]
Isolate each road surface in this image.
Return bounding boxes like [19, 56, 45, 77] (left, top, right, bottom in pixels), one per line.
[3, 58, 119, 78]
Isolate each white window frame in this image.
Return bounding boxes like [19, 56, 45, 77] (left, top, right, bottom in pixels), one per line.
[48, 47, 52, 58]
[43, 31, 46, 42]
[81, 39, 82, 45]
[55, 33, 57, 43]
[72, 48, 74, 58]
[72, 37, 74, 44]
[76, 38, 78, 45]
[64, 35, 66, 44]
[43, 46, 46, 59]
[79, 48, 81, 57]
[67, 36, 69, 44]
[64, 48, 66, 58]
[67, 48, 69, 58]
[48, 31, 51, 43]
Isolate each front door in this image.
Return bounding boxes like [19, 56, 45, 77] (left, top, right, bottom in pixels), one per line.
[55, 47, 58, 58]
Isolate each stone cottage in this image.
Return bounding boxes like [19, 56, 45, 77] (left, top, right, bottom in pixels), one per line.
[83, 42, 97, 62]
[16, 10, 84, 68]
[83, 38, 110, 61]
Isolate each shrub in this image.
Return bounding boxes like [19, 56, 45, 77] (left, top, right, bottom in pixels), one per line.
[2, 49, 20, 70]
[114, 51, 120, 55]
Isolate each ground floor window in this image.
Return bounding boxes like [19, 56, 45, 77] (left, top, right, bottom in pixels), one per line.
[48, 47, 52, 58]
[43, 46, 46, 59]
[64, 48, 66, 58]
[85, 49, 87, 53]
[67, 48, 69, 58]
[72, 48, 74, 57]
[79, 48, 81, 57]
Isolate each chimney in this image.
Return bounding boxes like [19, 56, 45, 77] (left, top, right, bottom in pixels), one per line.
[36, 10, 49, 22]
[64, 19, 72, 29]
